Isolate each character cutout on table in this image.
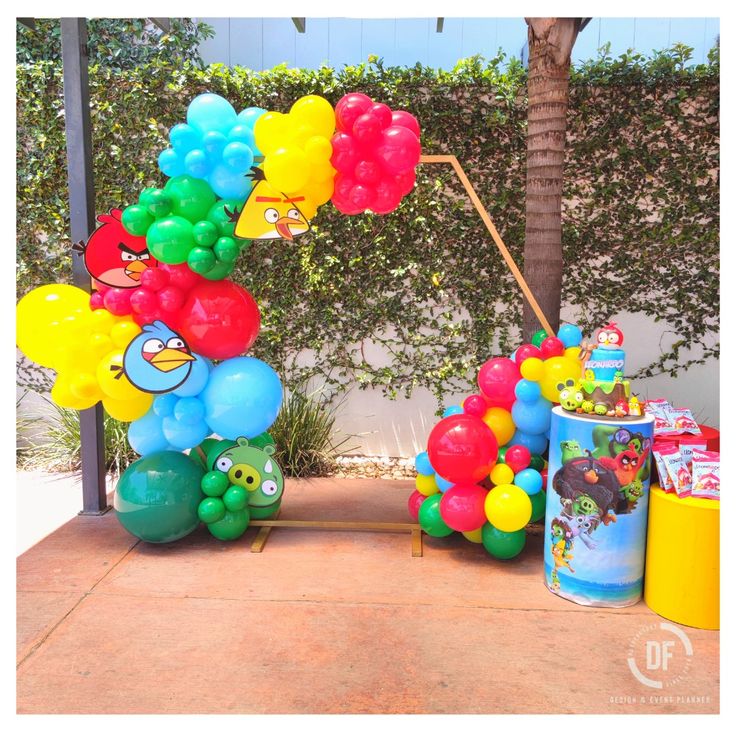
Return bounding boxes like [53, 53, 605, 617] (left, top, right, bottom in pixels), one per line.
[73, 209, 157, 288]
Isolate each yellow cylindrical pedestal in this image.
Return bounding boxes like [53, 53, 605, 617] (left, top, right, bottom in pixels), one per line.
[644, 485, 719, 629]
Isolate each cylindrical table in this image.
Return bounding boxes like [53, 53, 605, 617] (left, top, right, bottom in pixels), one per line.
[644, 485, 720, 629]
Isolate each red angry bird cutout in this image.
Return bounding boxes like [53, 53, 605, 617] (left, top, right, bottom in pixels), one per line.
[73, 209, 157, 288]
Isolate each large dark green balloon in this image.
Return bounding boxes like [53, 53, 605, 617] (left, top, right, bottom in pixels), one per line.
[165, 175, 217, 223]
[418, 494, 454, 537]
[208, 508, 251, 541]
[528, 454, 545, 472]
[529, 490, 547, 523]
[114, 451, 204, 543]
[146, 215, 195, 264]
[481, 522, 526, 559]
[531, 329, 548, 348]
[121, 204, 153, 237]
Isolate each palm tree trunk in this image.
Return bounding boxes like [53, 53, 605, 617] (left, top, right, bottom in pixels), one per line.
[523, 18, 584, 340]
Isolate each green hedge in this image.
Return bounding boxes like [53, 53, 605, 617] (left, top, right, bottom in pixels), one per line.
[16, 45, 719, 401]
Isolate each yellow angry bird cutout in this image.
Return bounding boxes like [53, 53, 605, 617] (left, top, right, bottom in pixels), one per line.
[230, 167, 311, 241]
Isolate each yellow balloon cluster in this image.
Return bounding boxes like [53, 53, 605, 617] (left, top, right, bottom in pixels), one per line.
[16, 285, 152, 421]
[520, 355, 583, 403]
[254, 95, 336, 211]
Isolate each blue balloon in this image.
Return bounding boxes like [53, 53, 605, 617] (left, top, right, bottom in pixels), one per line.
[162, 416, 210, 451]
[128, 409, 169, 456]
[442, 405, 463, 418]
[415, 451, 434, 476]
[228, 124, 256, 148]
[184, 149, 212, 178]
[557, 323, 583, 349]
[209, 163, 252, 200]
[509, 349, 517, 362]
[174, 397, 206, 425]
[435, 474, 453, 493]
[514, 468, 543, 495]
[512, 397, 552, 435]
[153, 393, 178, 417]
[187, 93, 238, 135]
[238, 107, 266, 128]
[201, 357, 283, 439]
[222, 141, 254, 171]
[202, 130, 228, 155]
[170, 123, 200, 155]
[514, 379, 541, 403]
[172, 354, 211, 398]
[510, 429, 548, 455]
[158, 148, 184, 178]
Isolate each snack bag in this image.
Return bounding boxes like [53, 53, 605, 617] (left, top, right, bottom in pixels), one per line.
[679, 438, 707, 474]
[691, 449, 720, 501]
[666, 406, 702, 435]
[652, 443, 676, 492]
[659, 444, 692, 498]
[646, 399, 678, 435]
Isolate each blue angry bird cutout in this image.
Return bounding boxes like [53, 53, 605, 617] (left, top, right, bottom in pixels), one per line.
[123, 321, 196, 393]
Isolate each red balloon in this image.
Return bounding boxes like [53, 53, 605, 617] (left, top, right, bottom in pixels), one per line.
[89, 291, 105, 310]
[333, 173, 356, 200]
[391, 110, 421, 138]
[427, 414, 498, 484]
[394, 169, 416, 196]
[377, 126, 421, 175]
[161, 263, 201, 292]
[463, 394, 488, 417]
[541, 468, 549, 488]
[477, 357, 521, 412]
[353, 113, 383, 146]
[140, 265, 169, 292]
[157, 285, 185, 313]
[505, 444, 532, 474]
[129, 287, 157, 315]
[540, 336, 565, 359]
[514, 343, 542, 366]
[349, 184, 375, 210]
[369, 102, 393, 129]
[370, 179, 401, 214]
[335, 93, 373, 132]
[103, 287, 132, 316]
[177, 280, 261, 360]
[439, 484, 489, 532]
[354, 159, 381, 185]
[330, 132, 360, 173]
[407, 490, 425, 521]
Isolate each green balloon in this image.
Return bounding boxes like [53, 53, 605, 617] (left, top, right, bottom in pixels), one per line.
[207, 198, 242, 238]
[121, 204, 153, 237]
[192, 220, 219, 247]
[248, 500, 281, 520]
[203, 439, 238, 470]
[208, 508, 251, 541]
[213, 236, 239, 263]
[201, 260, 234, 281]
[114, 451, 203, 543]
[223, 485, 248, 512]
[529, 454, 545, 472]
[529, 490, 547, 523]
[198, 497, 226, 524]
[248, 432, 275, 450]
[531, 329, 548, 348]
[140, 188, 172, 218]
[188, 246, 216, 274]
[165, 175, 217, 223]
[201, 470, 229, 497]
[418, 494, 454, 537]
[481, 522, 526, 559]
[497, 446, 508, 464]
[147, 215, 195, 264]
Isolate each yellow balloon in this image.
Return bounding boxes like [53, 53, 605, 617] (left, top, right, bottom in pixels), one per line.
[296, 196, 318, 220]
[310, 159, 337, 184]
[416, 473, 440, 496]
[520, 357, 544, 382]
[96, 350, 140, 400]
[484, 484, 532, 533]
[564, 346, 582, 362]
[490, 463, 515, 486]
[69, 372, 103, 403]
[103, 392, 153, 422]
[88, 333, 114, 365]
[51, 374, 97, 410]
[253, 111, 290, 154]
[539, 356, 583, 403]
[88, 307, 117, 335]
[110, 320, 141, 349]
[482, 407, 515, 446]
[289, 95, 336, 139]
[304, 135, 332, 164]
[263, 147, 309, 192]
[302, 177, 334, 207]
[462, 527, 484, 543]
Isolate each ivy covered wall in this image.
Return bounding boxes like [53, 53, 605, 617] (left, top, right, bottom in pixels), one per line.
[16, 46, 719, 404]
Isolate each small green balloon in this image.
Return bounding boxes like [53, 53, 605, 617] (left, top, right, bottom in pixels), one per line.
[497, 446, 508, 464]
[201, 260, 234, 281]
[187, 246, 217, 274]
[121, 204, 154, 237]
[207, 198, 242, 238]
[208, 508, 251, 541]
[529, 454, 545, 471]
[223, 485, 248, 512]
[201, 470, 229, 497]
[248, 500, 281, 520]
[529, 490, 547, 523]
[418, 494, 454, 537]
[146, 215, 195, 264]
[141, 188, 173, 218]
[192, 220, 219, 247]
[198, 497, 226, 524]
[481, 522, 526, 559]
[165, 175, 217, 224]
[213, 236, 239, 263]
[531, 329, 548, 348]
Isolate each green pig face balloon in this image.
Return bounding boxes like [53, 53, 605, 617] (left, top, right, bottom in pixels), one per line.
[213, 437, 285, 512]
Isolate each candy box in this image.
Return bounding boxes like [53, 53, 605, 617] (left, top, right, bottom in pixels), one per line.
[659, 444, 692, 498]
[691, 449, 720, 501]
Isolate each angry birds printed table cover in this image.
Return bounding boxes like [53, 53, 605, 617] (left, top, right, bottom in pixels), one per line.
[544, 407, 654, 607]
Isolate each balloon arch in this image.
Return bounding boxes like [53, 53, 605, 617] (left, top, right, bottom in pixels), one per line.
[17, 92, 585, 559]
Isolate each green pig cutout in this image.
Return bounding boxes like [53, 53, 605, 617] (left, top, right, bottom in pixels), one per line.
[212, 436, 285, 520]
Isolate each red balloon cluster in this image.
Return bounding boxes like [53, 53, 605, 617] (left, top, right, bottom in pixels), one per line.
[330, 93, 421, 215]
[477, 357, 521, 412]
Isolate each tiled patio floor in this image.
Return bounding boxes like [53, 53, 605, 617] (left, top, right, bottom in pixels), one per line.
[17, 478, 719, 714]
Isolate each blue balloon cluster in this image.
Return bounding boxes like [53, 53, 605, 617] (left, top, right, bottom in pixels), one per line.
[128, 356, 283, 455]
[509, 378, 552, 456]
[157, 93, 265, 200]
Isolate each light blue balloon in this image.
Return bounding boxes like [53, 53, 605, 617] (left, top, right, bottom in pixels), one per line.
[228, 124, 256, 149]
[514, 468, 543, 495]
[128, 409, 168, 456]
[442, 405, 463, 418]
[415, 451, 434, 476]
[435, 474, 453, 493]
[238, 107, 266, 128]
[209, 163, 252, 200]
[222, 141, 254, 172]
[170, 123, 200, 155]
[153, 393, 178, 417]
[184, 149, 212, 179]
[202, 130, 228, 155]
[173, 354, 211, 397]
[557, 323, 584, 349]
[509, 349, 517, 362]
[514, 379, 541, 403]
[174, 397, 206, 425]
[162, 416, 210, 451]
[187, 93, 238, 135]
[158, 148, 184, 178]
[511, 397, 552, 435]
[510, 429, 548, 456]
[201, 357, 283, 439]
